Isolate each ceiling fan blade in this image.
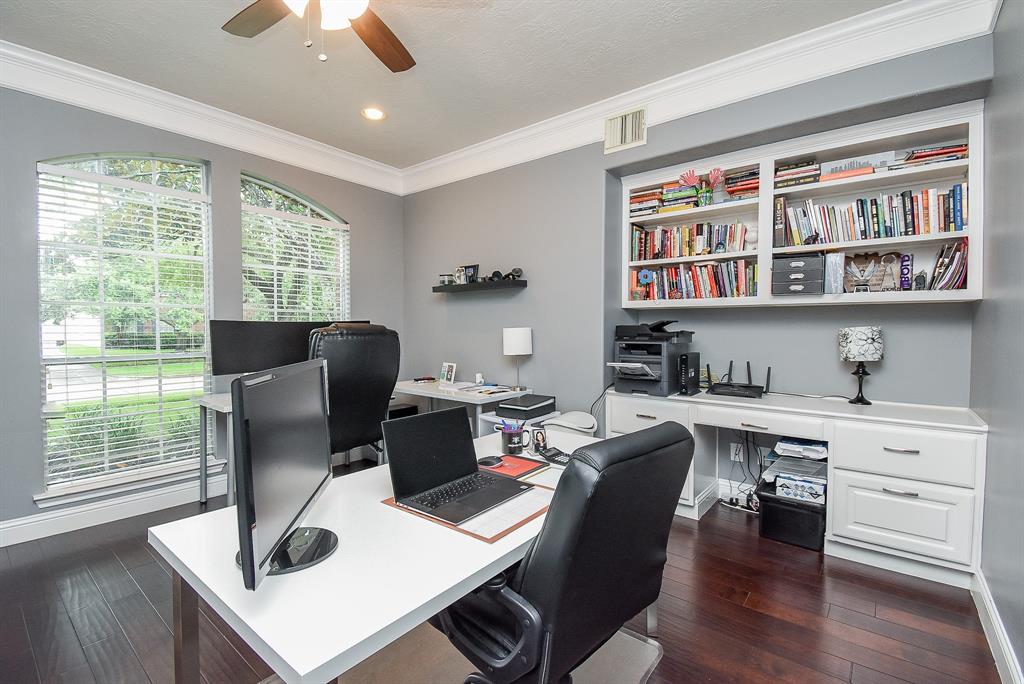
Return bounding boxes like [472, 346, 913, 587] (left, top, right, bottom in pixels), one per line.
[222, 0, 291, 38]
[350, 8, 416, 73]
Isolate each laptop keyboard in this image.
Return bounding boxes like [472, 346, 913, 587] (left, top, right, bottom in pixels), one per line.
[411, 472, 495, 510]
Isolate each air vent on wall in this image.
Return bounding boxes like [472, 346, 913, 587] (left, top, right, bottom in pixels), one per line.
[604, 107, 647, 154]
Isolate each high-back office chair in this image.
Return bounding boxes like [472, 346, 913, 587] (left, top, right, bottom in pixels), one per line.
[309, 323, 400, 464]
[431, 422, 694, 684]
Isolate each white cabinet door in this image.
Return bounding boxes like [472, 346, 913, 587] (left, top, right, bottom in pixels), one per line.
[831, 469, 974, 564]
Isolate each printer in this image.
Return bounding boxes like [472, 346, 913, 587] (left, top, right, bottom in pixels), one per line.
[608, 321, 693, 397]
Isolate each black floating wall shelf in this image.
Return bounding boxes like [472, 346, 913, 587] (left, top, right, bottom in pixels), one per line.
[432, 280, 528, 294]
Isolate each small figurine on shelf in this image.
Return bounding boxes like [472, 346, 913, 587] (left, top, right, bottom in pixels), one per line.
[679, 167, 724, 206]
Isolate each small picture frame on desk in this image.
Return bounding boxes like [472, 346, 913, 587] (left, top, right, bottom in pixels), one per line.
[461, 264, 480, 283]
[439, 361, 457, 386]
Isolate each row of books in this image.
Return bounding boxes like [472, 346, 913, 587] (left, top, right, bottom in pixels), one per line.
[629, 182, 699, 218]
[774, 183, 968, 247]
[725, 169, 759, 198]
[773, 142, 969, 189]
[630, 260, 757, 300]
[630, 223, 749, 261]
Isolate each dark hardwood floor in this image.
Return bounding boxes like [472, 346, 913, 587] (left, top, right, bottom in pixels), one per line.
[0, 463, 999, 683]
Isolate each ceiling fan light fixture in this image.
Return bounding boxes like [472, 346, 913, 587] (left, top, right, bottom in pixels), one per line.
[361, 107, 385, 121]
[320, 0, 368, 30]
[283, 0, 310, 18]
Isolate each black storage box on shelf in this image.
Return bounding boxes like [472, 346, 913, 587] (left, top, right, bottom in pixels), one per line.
[755, 479, 826, 552]
[772, 253, 825, 296]
[496, 395, 556, 420]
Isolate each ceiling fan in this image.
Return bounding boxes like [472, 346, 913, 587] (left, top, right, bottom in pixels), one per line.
[222, 0, 415, 73]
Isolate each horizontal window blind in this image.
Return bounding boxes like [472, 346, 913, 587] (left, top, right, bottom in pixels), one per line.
[240, 177, 350, 321]
[38, 159, 210, 488]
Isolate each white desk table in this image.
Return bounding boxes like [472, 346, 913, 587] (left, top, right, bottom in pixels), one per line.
[149, 430, 595, 684]
[394, 380, 532, 437]
[196, 392, 234, 506]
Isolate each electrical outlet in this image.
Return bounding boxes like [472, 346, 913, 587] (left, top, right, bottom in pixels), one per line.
[730, 443, 744, 462]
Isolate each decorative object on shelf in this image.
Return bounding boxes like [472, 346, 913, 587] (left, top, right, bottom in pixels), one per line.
[838, 326, 883, 405]
[879, 254, 901, 291]
[680, 167, 725, 207]
[844, 253, 882, 292]
[454, 266, 467, 285]
[668, 289, 683, 299]
[490, 270, 503, 282]
[637, 269, 655, 285]
[439, 361, 457, 387]
[460, 263, 480, 283]
[502, 327, 532, 391]
[439, 273, 455, 285]
[503, 267, 524, 281]
[630, 288, 646, 301]
[714, 241, 726, 253]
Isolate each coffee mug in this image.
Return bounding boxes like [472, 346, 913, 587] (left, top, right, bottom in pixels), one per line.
[499, 427, 530, 454]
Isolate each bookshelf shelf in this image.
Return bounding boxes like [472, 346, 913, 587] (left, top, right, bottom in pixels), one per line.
[432, 280, 527, 293]
[629, 250, 759, 267]
[619, 102, 984, 309]
[775, 158, 969, 200]
[771, 231, 967, 256]
[630, 197, 759, 226]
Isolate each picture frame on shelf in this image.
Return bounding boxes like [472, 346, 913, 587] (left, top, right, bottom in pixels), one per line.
[461, 264, 480, 283]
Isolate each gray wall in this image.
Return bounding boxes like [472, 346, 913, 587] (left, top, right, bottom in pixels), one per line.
[401, 37, 994, 421]
[972, 0, 1024, 670]
[0, 88, 405, 523]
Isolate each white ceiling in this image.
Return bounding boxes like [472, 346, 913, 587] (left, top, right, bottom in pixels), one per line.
[1, 0, 899, 168]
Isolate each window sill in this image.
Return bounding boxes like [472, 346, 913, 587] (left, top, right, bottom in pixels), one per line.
[34, 458, 226, 509]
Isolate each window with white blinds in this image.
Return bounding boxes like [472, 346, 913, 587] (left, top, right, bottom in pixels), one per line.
[38, 157, 210, 488]
[240, 176, 350, 321]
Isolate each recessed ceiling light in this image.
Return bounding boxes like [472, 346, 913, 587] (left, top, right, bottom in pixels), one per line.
[361, 108, 386, 121]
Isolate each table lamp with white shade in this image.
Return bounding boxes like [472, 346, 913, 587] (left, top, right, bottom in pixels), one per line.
[502, 327, 532, 391]
[839, 326, 884, 405]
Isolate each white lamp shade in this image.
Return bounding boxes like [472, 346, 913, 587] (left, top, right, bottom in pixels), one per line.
[502, 327, 533, 356]
[839, 326, 884, 362]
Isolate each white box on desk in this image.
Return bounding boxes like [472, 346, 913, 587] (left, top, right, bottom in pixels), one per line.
[775, 473, 826, 504]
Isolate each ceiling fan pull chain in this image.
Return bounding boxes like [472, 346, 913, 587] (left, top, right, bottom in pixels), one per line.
[318, 25, 328, 62]
[304, 10, 312, 48]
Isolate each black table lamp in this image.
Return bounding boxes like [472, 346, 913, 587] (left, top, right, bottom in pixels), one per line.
[839, 326, 883, 405]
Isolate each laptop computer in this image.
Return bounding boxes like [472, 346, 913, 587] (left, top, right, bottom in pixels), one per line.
[382, 408, 534, 525]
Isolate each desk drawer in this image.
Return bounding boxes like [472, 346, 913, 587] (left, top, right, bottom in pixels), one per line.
[833, 422, 978, 488]
[831, 469, 974, 565]
[608, 396, 689, 435]
[694, 405, 824, 440]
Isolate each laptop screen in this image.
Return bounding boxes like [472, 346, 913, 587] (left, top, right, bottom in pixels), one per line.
[382, 408, 479, 500]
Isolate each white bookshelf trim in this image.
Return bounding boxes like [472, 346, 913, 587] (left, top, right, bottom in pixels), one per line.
[620, 102, 984, 309]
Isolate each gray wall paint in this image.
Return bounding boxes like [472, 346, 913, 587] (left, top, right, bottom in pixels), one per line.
[402, 37, 993, 426]
[972, 0, 1024, 670]
[0, 88, 404, 522]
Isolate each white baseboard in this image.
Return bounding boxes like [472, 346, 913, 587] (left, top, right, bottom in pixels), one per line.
[973, 570, 1024, 684]
[0, 474, 227, 547]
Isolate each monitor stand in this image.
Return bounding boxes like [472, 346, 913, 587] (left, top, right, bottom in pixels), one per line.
[235, 527, 338, 577]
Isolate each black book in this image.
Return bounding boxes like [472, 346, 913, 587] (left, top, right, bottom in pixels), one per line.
[774, 197, 787, 247]
[900, 190, 915, 235]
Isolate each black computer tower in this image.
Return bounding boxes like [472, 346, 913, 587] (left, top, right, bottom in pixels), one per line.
[678, 352, 701, 395]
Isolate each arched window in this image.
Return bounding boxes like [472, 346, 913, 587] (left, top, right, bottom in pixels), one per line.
[240, 175, 351, 321]
[37, 156, 210, 488]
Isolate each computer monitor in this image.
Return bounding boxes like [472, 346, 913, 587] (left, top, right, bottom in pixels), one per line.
[231, 359, 337, 590]
[210, 319, 369, 376]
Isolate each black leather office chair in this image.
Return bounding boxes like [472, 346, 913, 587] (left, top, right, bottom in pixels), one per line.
[431, 422, 694, 684]
[308, 323, 400, 464]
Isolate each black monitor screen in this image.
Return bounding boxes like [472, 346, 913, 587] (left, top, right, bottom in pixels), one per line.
[382, 408, 478, 500]
[232, 360, 332, 589]
[210, 320, 368, 376]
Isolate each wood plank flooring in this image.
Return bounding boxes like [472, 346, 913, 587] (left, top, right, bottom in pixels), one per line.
[0, 463, 999, 683]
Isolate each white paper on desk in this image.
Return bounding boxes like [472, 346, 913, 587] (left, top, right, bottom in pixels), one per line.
[521, 466, 563, 489]
[459, 487, 553, 538]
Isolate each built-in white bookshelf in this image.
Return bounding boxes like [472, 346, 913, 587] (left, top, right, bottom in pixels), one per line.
[620, 101, 984, 308]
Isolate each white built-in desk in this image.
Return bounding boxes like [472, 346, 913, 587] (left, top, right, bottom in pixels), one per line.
[605, 389, 988, 587]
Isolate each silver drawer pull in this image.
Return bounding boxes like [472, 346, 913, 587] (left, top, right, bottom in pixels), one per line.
[788, 285, 805, 291]
[636, 413, 657, 420]
[882, 487, 919, 498]
[789, 260, 806, 267]
[883, 446, 921, 454]
[788, 273, 805, 280]
[740, 422, 768, 430]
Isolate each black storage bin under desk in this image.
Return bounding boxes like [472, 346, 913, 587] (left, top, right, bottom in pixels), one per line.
[755, 480, 826, 552]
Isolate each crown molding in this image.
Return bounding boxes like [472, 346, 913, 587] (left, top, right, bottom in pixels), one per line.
[0, 41, 404, 195]
[401, 0, 999, 194]
[0, 0, 1000, 197]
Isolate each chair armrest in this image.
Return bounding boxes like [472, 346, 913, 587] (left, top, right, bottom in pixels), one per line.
[438, 574, 543, 681]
